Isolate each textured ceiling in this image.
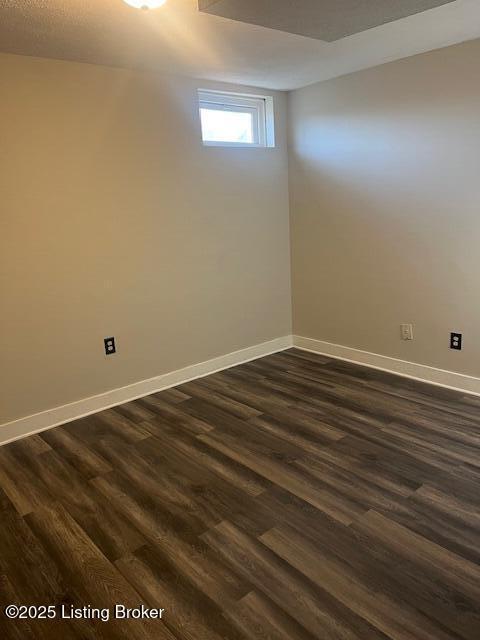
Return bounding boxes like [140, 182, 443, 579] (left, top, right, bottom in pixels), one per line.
[199, 0, 455, 42]
[0, 0, 479, 90]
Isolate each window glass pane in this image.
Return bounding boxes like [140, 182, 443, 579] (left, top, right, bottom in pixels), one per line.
[200, 108, 254, 144]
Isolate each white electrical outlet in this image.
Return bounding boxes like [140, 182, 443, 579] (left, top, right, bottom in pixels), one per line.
[400, 323, 414, 341]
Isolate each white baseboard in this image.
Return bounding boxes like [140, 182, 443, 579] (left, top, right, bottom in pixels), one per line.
[293, 335, 480, 397]
[5, 333, 478, 448]
[0, 335, 293, 447]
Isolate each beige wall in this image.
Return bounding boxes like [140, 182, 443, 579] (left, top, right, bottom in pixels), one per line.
[289, 39, 480, 377]
[4, 37, 480, 425]
[0, 53, 291, 424]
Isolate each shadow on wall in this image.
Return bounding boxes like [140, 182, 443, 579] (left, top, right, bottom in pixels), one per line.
[288, 48, 480, 374]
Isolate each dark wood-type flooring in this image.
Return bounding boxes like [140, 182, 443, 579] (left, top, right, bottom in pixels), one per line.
[1, 348, 479, 639]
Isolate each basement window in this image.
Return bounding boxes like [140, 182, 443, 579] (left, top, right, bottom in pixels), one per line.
[198, 90, 275, 148]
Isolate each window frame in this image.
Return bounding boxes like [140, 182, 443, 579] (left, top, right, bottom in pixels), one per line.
[198, 89, 275, 148]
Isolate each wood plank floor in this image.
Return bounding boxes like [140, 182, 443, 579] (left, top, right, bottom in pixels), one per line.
[1, 348, 479, 639]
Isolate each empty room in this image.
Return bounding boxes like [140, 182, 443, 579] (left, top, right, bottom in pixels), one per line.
[1, 1, 479, 638]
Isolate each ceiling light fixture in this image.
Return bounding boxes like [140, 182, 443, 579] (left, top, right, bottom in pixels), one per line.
[123, 0, 167, 9]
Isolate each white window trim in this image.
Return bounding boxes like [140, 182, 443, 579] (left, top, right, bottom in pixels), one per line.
[198, 89, 275, 148]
